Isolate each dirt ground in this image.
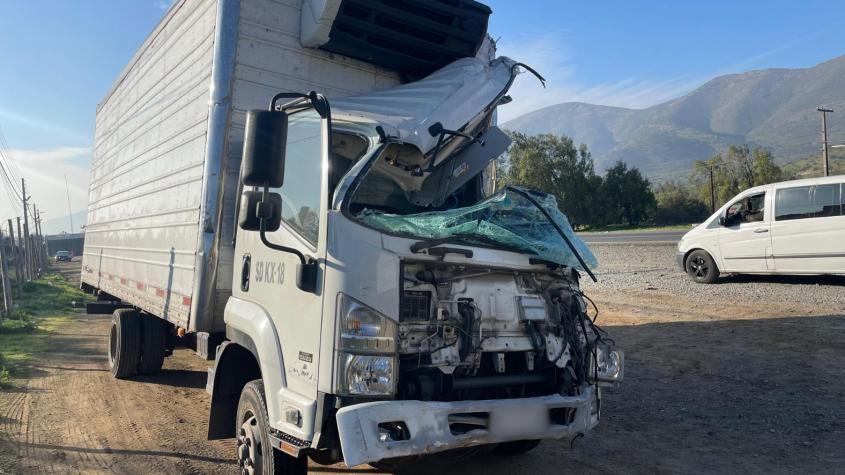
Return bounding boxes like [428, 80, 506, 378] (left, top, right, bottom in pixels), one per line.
[1, 261, 843, 474]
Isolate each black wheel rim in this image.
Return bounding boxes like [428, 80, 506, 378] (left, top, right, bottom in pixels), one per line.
[237, 411, 263, 475]
[690, 256, 709, 279]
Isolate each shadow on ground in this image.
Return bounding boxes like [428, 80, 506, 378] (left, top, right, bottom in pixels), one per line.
[393, 314, 845, 474]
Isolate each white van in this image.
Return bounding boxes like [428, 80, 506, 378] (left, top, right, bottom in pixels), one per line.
[677, 175, 845, 283]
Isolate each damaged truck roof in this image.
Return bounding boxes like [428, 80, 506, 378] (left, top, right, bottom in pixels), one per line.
[332, 57, 518, 156]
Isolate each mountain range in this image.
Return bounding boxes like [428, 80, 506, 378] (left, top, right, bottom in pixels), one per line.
[503, 54, 845, 178]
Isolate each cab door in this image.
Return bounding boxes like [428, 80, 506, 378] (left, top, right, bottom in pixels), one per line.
[717, 190, 772, 273]
[233, 105, 329, 420]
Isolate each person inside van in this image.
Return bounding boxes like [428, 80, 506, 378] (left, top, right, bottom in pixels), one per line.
[725, 193, 764, 225]
[741, 194, 764, 223]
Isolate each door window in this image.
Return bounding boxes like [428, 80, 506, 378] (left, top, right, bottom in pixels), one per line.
[725, 192, 765, 225]
[272, 110, 323, 245]
[775, 186, 813, 221]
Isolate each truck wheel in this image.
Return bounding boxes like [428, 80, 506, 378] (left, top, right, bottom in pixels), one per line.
[685, 250, 719, 284]
[236, 380, 307, 475]
[108, 309, 141, 379]
[139, 314, 168, 374]
[494, 439, 542, 455]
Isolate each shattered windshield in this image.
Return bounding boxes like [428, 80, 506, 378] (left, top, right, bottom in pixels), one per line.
[356, 187, 598, 272]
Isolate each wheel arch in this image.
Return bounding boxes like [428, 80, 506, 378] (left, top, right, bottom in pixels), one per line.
[208, 296, 317, 442]
[207, 340, 262, 439]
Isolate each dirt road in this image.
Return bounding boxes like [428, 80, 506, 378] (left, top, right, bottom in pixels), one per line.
[1, 261, 843, 474]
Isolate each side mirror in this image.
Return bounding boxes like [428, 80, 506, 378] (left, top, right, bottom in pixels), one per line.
[718, 216, 726, 226]
[239, 191, 282, 231]
[242, 110, 287, 187]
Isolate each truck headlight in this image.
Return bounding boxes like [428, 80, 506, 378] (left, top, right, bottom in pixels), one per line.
[336, 294, 398, 396]
[336, 353, 396, 396]
[337, 294, 397, 353]
[589, 344, 624, 383]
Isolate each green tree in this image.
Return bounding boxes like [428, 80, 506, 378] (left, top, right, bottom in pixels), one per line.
[652, 180, 709, 224]
[499, 132, 600, 227]
[600, 161, 655, 226]
[690, 145, 783, 210]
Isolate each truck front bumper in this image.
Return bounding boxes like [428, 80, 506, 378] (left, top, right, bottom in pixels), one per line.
[335, 386, 599, 467]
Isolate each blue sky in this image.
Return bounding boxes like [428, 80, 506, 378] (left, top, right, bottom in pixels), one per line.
[1, 0, 844, 229]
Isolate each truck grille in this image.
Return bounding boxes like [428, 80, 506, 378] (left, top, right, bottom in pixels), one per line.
[322, 0, 492, 78]
[401, 290, 431, 321]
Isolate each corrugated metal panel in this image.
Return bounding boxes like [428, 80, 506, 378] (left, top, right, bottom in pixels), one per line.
[211, 0, 402, 307]
[82, 0, 218, 328]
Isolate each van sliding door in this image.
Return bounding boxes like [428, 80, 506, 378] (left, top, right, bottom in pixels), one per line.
[770, 183, 845, 273]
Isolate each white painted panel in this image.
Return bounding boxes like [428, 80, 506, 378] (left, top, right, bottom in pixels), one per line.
[211, 0, 402, 303]
[83, 0, 218, 328]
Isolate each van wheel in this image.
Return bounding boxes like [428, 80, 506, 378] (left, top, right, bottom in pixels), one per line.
[139, 314, 168, 374]
[236, 380, 307, 475]
[108, 309, 141, 379]
[494, 439, 542, 455]
[685, 250, 719, 284]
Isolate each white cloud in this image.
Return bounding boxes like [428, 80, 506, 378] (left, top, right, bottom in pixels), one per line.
[494, 32, 707, 122]
[155, 0, 175, 11]
[0, 147, 90, 225]
[6, 147, 90, 163]
[0, 110, 90, 144]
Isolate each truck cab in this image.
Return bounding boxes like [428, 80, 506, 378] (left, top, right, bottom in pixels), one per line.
[207, 58, 623, 472]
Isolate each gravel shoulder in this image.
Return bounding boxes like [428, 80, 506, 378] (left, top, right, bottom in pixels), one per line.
[1, 256, 843, 474]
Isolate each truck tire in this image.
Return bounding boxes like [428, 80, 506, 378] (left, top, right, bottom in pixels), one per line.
[108, 309, 141, 379]
[139, 314, 168, 374]
[236, 380, 307, 475]
[494, 439, 542, 455]
[685, 249, 719, 284]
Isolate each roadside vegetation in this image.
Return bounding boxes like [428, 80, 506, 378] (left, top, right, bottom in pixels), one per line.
[497, 132, 795, 230]
[0, 272, 90, 387]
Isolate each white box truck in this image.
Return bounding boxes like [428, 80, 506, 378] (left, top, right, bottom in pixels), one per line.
[82, 0, 623, 472]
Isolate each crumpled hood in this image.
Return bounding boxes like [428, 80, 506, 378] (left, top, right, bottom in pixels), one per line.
[332, 56, 518, 155]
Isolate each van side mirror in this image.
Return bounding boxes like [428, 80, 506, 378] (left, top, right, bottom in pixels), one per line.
[239, 191, 282, 231]
[718, 216, 726, 226]
[242, 110, 287, 187]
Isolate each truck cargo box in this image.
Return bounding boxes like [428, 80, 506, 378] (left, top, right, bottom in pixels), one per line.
[82, 0, 419, 333]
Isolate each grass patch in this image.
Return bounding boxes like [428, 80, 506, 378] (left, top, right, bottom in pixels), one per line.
[0, 270, 91, 387]
[580, 223, 697, 233]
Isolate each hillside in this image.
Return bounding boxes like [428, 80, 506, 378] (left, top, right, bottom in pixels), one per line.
[504, 54, 845, 177]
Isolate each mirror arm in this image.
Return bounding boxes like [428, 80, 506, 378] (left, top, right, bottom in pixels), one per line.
[257, 183, 319, 293]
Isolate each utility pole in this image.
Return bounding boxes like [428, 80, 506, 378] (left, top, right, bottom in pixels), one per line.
[7, 219, 22, 297]
[36, 208, 47, 270]
[16, 217, 26, 281]
[65, 174, 74, 234]
[818, 107, 834, 177]
[33, 207, 41, 274]
[21, 178, 32, 281]
[709, 166, 716, 213]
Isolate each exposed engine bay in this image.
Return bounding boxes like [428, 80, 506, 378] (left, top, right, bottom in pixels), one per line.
[396, 261, 618, 405]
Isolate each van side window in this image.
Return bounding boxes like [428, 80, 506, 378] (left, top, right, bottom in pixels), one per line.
[813, 184, 842, 218]
[775, 184, 843, 221]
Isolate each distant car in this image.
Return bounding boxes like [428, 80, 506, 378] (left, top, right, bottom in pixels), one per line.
[55, 251, 72, 262]
[677, 175, 844, 283]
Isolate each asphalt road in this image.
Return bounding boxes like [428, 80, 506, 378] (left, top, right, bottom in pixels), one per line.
[578, 229, 687, 244]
